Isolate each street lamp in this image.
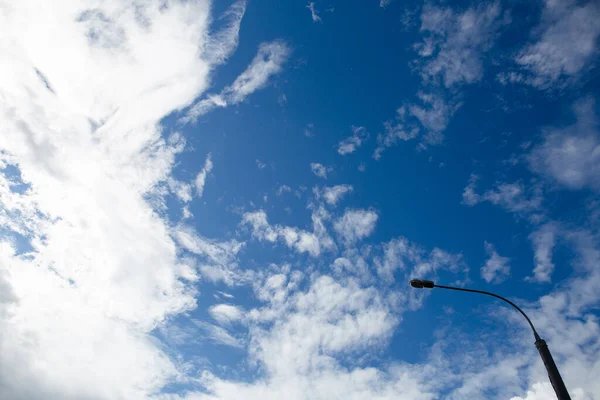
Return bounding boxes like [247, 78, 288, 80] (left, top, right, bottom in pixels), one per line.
[409, 279, 571, 400]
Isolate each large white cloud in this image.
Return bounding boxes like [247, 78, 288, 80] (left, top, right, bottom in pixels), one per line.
[417, 1, 507, 88]
[528, 97, 600, 192]
[0, 0, 283, 398]
[515, 0, 600, 89]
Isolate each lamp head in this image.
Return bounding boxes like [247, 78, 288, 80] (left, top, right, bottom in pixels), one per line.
[409, 279, 435, 289]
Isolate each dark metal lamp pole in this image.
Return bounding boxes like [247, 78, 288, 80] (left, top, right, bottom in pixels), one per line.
[409, 279, 571, 400]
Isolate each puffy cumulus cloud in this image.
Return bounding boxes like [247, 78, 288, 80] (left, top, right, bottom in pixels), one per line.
[515, 233, 600, 399]
[510, 382, 587, 400]
[417, 1, 507, 88]
[276, 184, 292, 196]
[374, 237, 468, 289]
[209, 304, 245, 326]
[408, 92, 459, 145]
[374, 108, 420, 159]
[528, 97, 600, 192]
[159, 220, 600, 400]
[528, 222, 558, 283]
[337, 126, 369, 155]
[510, 382, 586, 400]
[461, 174, 481, 206]
[167, 273, 443, 400]
[310, 162, 332, 179]
[195, 153, 214, 198]
[241, 209, 334, 257]
[253, 275, 398, 367]
[515, 0, 600, 89]
[387, 1, 507, 150]
[0, 0, 260, 397]
[462, 175, 544, 219]
[151, 241, 470, 400]
[168, 177, 194, 203]
[185, 40, 291, 121]
[444, 228, 600, 400]
[315, 184, 353, 206]
[333, 209, 378, 244]
[481, 241, 511, 283]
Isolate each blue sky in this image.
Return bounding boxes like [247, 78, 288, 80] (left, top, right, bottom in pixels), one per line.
[1, 0, 599, 399]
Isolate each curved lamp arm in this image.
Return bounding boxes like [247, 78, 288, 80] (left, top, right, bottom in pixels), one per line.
[409, 279, 571, 400]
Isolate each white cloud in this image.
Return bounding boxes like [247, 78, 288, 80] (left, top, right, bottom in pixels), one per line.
[195, 153, 214, 198]
[380, 0, 392, 8]
[310, 162, 332, 179]
[337, 126, 369, 155]
[528, 222, 558, 283]
[462, 175, 544, 218]
[306, 2, 322, 23]
[374, 107, 419, 159]
[172, 224, 244, 286]
[484, 183, 543, 214]
[394, 2, 506, 148]
[373, 237, 468, 288]
[304, 123, 315, 137]
[408, 93, 458, 145]
[515, 0, 600, 89]
[276, 185, 292, 196]
[528, 98, 600, 192]
[461, 174, 481, 206]
[204, 0, 247, 65]
[510, 382, 561, 400]
[242, 210, 333, 257]
[209, 304, 244, 325]
[186, 40, 291, 121]
[168, 178, 194, 203]
[334, 209, 378, 244]
[256, 159, 267, 169]
[319, 185, 353, 206]
[417, 1, 506, 87]
[0, 0, 250, 397]
[216, 291, 235, 300]
[481, 241, 511, 283]
[194, 321, 243, 349]
[193, 274, 419, 400]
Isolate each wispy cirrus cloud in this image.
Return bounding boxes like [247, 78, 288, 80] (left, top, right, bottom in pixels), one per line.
[306, 2, 322, 23]
[194, 320, 244, 348]
[172, 224, 245, 286]
[195, 153, 214, 198]
[185, 40, 291, 121]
